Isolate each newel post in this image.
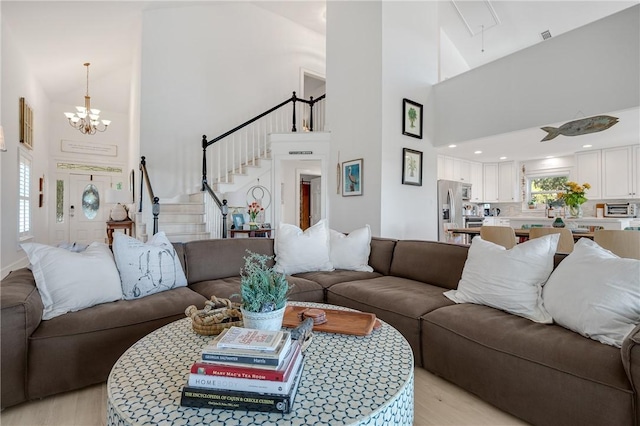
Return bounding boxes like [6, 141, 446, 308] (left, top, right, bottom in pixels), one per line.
[291, 91, 297, 132]
[201, 135, 208, 191]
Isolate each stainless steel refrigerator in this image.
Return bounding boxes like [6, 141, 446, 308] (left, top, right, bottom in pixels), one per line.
[438, 180, 464, 242]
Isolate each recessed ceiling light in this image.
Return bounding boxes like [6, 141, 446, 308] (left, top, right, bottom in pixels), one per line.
[448, 144, 457, 148]
[474, 150, 482, 154]
[499, 156, 507, 160]
[582, 144, 592, 148]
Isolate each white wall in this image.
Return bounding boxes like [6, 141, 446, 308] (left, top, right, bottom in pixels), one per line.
[327, 1, 440, 240]
[439, 28, 470, 81]
[139, 3, 326, 200]
[434, 4, 640, 146]
[1, 22, 51, 276]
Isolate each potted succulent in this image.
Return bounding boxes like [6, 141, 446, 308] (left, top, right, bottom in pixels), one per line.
[237, 251, 290, 330]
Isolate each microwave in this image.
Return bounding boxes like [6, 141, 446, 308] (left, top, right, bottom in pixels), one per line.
[604, 203, 637, 217]
[461, 184, 472, 201]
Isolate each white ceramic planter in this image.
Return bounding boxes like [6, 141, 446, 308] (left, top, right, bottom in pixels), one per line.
[240, 306, 286, 331]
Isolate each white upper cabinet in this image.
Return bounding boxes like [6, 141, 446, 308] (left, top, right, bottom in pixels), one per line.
[484, 161, 518, 202]
[470, 162, 483, 202]
[437, 155, 477, 183]
[602, 145, 638, 199]
[575, 150, 602, 200]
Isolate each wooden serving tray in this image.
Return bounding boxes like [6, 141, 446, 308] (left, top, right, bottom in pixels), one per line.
[283, 306, 377, 336]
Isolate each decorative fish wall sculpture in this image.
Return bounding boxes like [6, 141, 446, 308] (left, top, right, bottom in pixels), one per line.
[540, 115, 619, 142]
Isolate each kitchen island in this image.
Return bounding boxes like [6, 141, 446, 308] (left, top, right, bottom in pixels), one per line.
[493, 216, 634, 230]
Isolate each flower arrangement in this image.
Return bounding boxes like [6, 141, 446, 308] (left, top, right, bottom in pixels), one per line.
[247, 201, 264, 224]
[238, 251, 289, 313]
[557, 181, 591, 207]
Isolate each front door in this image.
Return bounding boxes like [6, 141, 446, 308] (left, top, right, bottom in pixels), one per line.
[69, 174, 112, 245]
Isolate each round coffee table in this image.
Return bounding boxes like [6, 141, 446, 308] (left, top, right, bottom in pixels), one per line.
[107, 302, 414, 425]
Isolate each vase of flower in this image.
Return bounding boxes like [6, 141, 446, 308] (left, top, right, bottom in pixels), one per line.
[567, 204, 583, 218]
[558, 181, 590, 219]
[247, 201, 264, 228]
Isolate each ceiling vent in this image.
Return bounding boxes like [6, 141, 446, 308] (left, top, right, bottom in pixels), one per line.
[541, 30, 552, 40]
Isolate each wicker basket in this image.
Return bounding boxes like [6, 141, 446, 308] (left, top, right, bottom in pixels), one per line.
[185, 296, 243, 336]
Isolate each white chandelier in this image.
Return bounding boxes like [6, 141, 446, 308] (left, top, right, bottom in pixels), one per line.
[64, 63, 110, 135]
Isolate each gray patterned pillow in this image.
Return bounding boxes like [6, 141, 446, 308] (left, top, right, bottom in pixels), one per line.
[113, 231, 187, 300]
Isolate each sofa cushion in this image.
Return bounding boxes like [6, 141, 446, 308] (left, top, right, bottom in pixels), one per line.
[327, 276, 455, 366]
[389, 240, 468, 290]
[422, 303, 634, 426]
[189, 276, 324, 304]
[444, 235, 559, 324]
[274, 220, 333, 274]
[27, 287, 207, 400]
[369, 237, 396, 275]
[113, 232, 188, 300]
[543, 238, 640, 348]
[294, 270, 382, 289]
[329, 225, 373, 272]
[21, 242, 123, 320]
[184, 238, 275, 283]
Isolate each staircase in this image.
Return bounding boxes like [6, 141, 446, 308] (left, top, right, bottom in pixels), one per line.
[137, 91, 325, 242]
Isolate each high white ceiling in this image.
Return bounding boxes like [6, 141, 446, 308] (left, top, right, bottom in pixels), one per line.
[2, 1, 638, 162]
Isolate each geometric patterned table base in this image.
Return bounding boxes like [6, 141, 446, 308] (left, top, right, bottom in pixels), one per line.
[107, 302, 414, 425]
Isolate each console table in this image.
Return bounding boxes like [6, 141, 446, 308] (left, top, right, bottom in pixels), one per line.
[230, 228, 273, 238]
[107, 302, 414, 425]
[106, 220, 134, 246]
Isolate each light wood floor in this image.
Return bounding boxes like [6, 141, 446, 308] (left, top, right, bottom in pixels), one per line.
[1, 367, 527, 426]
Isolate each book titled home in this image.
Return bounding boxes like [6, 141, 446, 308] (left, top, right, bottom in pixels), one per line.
[189, 347, 303, 395]
[192, 342, 301, 381]
[180, 359, 305, 413]
[215, 327, 284, 351]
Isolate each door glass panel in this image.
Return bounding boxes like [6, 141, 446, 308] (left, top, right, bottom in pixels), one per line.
[56, 180, 64, 223]
[82, 184, 100, 220]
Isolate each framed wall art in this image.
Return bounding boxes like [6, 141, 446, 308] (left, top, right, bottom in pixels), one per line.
[342, 158, 363, 196]
[19, 97, 34, 149]
[232, 213, 245, 229]
[402, 148, 423, 186]
[402, 98, 423, 139]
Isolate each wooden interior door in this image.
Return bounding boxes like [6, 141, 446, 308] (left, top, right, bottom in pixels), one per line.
[300, 181, 311, 230]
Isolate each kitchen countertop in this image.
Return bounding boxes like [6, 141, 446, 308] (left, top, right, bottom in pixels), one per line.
[497, 216, 634, 222]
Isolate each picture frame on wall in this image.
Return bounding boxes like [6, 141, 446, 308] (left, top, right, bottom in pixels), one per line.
[402, 148, 423, 186]
[342, 158, 363, 196]
[19, 97, 34, 150]
[402, 98, 423, 139]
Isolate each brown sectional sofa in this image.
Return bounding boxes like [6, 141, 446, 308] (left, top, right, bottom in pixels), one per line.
[2, 237, 639, 426]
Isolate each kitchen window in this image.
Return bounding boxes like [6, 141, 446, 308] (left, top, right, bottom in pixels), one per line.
[18, 149, 32, 239]
[526, 172, 569, 206]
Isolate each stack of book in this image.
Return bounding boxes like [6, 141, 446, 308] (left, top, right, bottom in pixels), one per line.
[180, 326, 304, 413]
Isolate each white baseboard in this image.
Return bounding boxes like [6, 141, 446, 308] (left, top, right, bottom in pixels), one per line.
[1, 257, 29, 280]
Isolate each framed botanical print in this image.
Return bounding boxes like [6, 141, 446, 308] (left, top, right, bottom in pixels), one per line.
[342, 158, 363, 196]
[402, 148, 423, 186]
[402, 98, 423, 139]
[20, 97, 34, 150]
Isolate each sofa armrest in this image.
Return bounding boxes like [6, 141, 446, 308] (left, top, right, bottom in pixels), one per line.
[1, 268, 44, 408]
[622, 322, 640, 422]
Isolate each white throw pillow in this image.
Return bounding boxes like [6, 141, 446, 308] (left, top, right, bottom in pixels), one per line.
[542, 238, 640, 348]
[21, 242, 123, 320]
[113, 231, 187, 300]
[444, 234, 559, 323]
[274, 219, 333, 275]
[330, 225, 373, 272]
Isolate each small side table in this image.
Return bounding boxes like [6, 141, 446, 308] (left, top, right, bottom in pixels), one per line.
[229, 228, 272, 238]
[106, 220, 134, 246]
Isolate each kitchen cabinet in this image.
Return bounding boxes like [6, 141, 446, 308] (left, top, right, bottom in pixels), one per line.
[575, 150, 601, 199]
[483, 161, 518, 202]
[602, 145, 638, 199]
[437, 155, 445, 180]
[470, 162, 484, 202]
